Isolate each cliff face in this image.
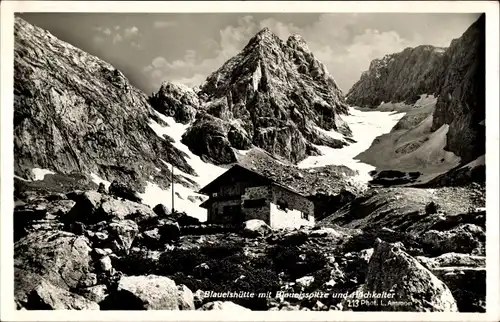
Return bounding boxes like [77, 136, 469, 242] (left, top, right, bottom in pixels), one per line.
[431, 14, 485, 163]
[151, 28, 353, 165]
[14, 17, 194, 191]
[346, 45, 446, 108]
[349, 14, 485, 173]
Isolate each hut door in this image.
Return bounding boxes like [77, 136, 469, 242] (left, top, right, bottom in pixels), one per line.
[223, 205, 243, 223]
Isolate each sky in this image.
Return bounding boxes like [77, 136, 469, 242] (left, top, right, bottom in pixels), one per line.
[18, 12, 481, 95]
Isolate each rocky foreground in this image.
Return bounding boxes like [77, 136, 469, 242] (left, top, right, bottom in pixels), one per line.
[14, 173, 485, 312]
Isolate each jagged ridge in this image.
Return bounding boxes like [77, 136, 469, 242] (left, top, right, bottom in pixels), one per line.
[151, 28, 353, 165]
[346, 45, 446, 108]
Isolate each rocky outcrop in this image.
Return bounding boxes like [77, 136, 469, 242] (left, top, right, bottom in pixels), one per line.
[108, 180, 142, 203]
[64, 191, 156, 226]
[356, 239, 458, 312]
[347, 45, 446, 108]
[154, 28, 352, 164]
[149, 82, 199, 124]
[180, 113, 250, 164]
[14, 17, 194, 192]
[416, 253, 486, 312]
[14, 231, 93, 305]
[102, 275, 194, 310]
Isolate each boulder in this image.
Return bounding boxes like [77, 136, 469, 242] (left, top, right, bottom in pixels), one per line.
[152, 203, 171, 217]
[199, 301, 251, 311]
[100, 198, 156, 224]
[422, 223, 485, 255]
[105, 220, 139, 255]
[104, 275, 188, 310]
[79, 284, 108, 304]
[193, 263, 210, 278]
[309, 227, 343, 238]
[177, 284, 195, 310]
[278, 230, 309, 246]
[77, 273, 98, 288]
[416, 252, 485, 270]
[14, 231, 93, 304]
[415, 252, 486, 312]
[158, 221, 181, 241]
[358, 239, 458, 312]
[65, 191, 156, 226]
[99, 256, 113, 273]
[109, 180, 142, 203]
[242, 219, 272, 238]
[97, 183, 107, 194]
[142, 228, 162, 248]
[295, 276, 314, 291]
[432, 266, 486, 312]
[14, 198, 76, 240]
[177, 213, 202, 226]
[425, 201, 440, 215]
[26, 280, 99, 310]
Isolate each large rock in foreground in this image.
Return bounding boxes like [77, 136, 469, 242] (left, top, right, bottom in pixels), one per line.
[352, 239, 458, 312]
[102, 275, 193, 310]
[26, 280, 99, 310]
[199, 301, 251, 311]
[14, 231, 93, 304]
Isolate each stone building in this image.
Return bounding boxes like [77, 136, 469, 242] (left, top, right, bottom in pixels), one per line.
[199, 165, 314, 229]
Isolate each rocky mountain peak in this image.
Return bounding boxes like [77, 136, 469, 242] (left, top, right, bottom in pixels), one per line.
[152, 28, 352, 165]
[245, 27, 283, 50]
[286, 33, 311, 53]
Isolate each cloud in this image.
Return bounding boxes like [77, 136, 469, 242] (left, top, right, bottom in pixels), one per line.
[142, 15, 259, 91]
[141, 13, 430, 92]
[124, 26, 139, 38]
[154, 21, 178, 29]
[92, 24, 142, 50]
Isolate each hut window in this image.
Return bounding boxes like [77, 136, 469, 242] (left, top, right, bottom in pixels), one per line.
[277, 199, 288, 211]
[244, 198, 266, 208]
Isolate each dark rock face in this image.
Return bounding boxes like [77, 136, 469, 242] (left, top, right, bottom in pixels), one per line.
[180, 114, 241, 164]
[109, 180, 142, 203]
[431, 14, 485, 163]
[154, 28, 351, 164]
[14, 17, 194, 192]
[149, 82, 199, 124]
[346, 45, 446, 108]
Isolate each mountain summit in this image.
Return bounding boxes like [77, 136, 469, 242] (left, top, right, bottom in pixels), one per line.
[151, 28, 352, 165]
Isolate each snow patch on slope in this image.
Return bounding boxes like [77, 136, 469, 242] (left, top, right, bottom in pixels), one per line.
[90, 173, 111, 190]
[298, 107, 406, 183]
[142, 111, 227, 220]
[31, 168, 55, 181]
